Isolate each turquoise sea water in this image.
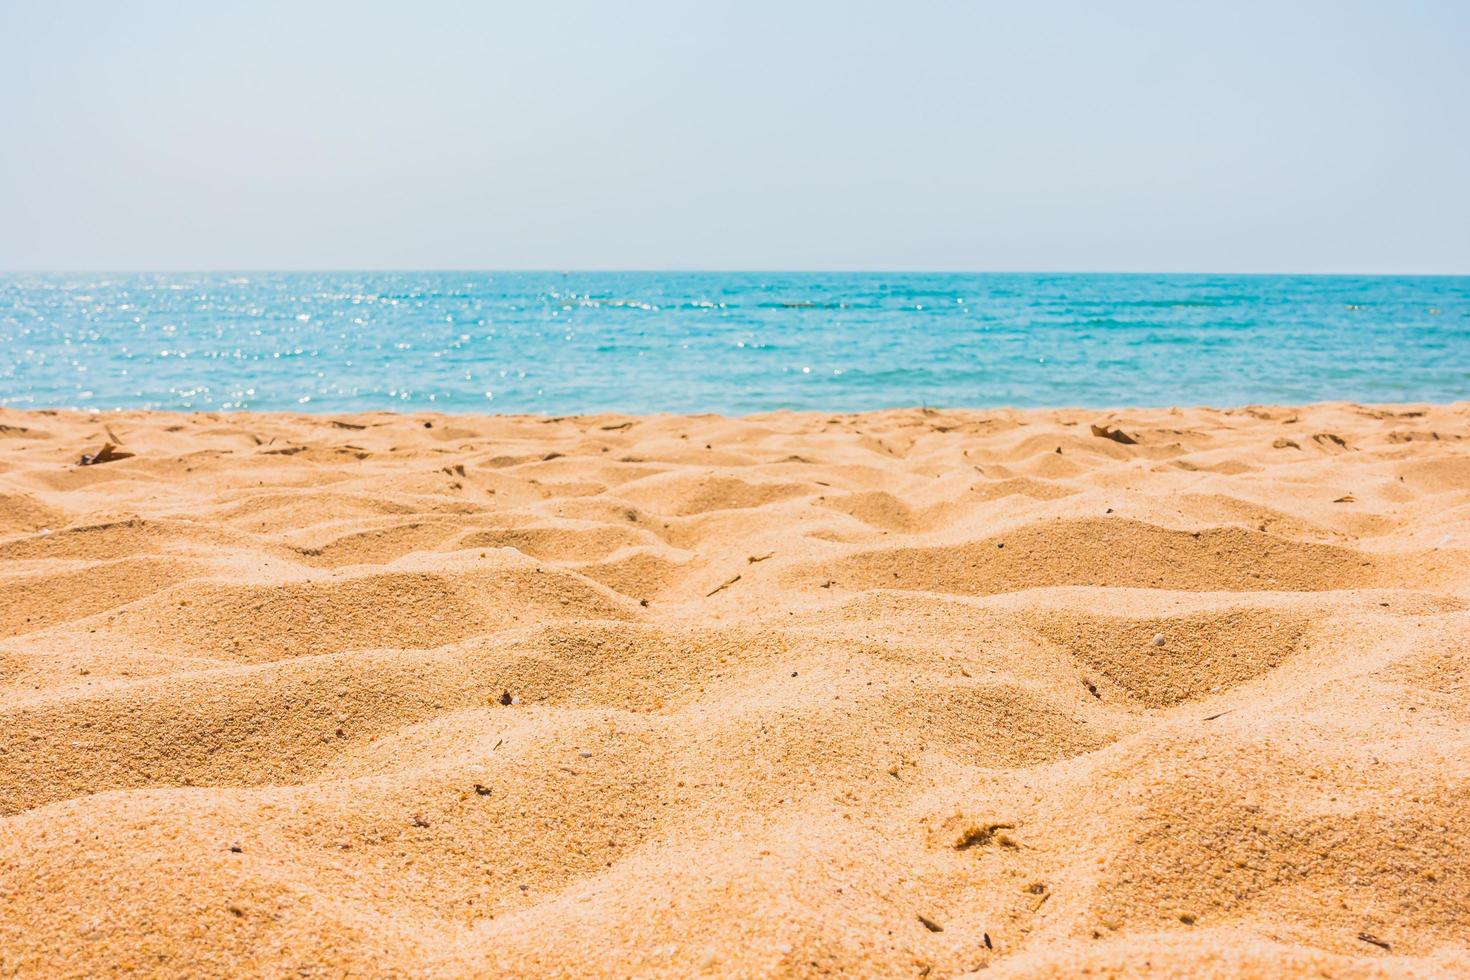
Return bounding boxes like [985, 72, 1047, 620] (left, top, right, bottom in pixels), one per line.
[0, 272, 1466, 414]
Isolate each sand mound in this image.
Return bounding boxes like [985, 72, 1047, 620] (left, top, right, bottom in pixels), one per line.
[1, 403, 1468, 977]
[816, 518, 1388, 595]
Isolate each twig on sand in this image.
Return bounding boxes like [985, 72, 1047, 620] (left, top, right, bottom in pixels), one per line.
[707, 574, 741, 597]
[78, 442, 133, 466]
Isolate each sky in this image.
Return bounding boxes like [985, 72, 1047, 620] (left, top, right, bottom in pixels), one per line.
[1, 0, 1467, 273]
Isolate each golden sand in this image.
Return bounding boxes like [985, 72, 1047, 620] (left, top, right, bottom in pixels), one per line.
[1, 403, 1467, 978]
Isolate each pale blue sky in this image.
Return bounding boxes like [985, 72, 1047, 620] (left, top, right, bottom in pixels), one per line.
[1, 1, 1466, 272]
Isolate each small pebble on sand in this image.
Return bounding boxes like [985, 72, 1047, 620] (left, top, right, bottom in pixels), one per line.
[1152, 633, 1165, 647]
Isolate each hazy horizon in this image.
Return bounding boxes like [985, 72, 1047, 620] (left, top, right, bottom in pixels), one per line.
[3, 1, 1468, 274]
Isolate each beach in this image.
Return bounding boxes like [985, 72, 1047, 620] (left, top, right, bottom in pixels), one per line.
[1, 401, 1467, 977]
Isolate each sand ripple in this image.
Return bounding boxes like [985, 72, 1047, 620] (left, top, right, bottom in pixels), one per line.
[1, 403, 1468, 977]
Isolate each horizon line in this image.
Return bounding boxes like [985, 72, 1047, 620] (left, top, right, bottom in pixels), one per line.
[3, 268, 1468, 278]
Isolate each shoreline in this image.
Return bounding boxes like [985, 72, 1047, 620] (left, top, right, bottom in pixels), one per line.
[5, 397, 1467, 422]
[2, 402, 1467, 976]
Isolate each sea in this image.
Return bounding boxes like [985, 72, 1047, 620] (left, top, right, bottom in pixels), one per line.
[1, 272, 1465, 414]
